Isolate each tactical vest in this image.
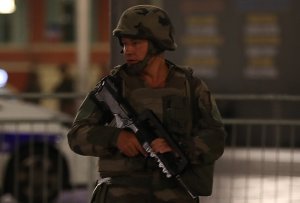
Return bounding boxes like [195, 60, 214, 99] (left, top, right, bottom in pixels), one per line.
[97, 62, 217, 196]
[111, 61, 196, 142]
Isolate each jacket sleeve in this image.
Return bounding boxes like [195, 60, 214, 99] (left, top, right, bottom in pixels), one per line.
[187, 78, 226, 165]
[67, 92, 122, 157]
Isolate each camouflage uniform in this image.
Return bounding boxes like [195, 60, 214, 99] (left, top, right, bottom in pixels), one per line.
[67, 5, 226, 203]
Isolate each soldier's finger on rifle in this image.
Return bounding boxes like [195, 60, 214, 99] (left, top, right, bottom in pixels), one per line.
[151, 138, 173, 154]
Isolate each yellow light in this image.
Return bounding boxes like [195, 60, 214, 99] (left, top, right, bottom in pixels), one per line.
[0, 0, 16, 14]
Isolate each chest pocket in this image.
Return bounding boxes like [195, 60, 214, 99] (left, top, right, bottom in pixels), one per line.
[163, 95, 191, 136]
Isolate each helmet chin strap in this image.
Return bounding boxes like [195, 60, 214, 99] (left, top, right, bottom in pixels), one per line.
[124, 41, 161, 75]
[125, 55, 151, 75]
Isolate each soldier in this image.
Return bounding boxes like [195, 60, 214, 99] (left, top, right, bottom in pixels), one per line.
[67, 5, 226, 203]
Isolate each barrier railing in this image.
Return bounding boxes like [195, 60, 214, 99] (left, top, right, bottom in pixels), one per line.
[0, 93, 299, 203]
[202, 118, 300, 203]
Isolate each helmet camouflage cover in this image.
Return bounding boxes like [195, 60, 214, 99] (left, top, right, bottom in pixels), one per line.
[113, 5, 177, 51]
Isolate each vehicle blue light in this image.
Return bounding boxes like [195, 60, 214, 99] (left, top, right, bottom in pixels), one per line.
[0, 68, 8, 88]
[0, 133, 59, 153]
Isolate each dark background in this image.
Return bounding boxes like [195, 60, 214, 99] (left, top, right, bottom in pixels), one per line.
[110, 0, 300, 120]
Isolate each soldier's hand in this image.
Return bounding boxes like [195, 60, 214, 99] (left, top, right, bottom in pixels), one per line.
[116, 130, 147, 157]
[151, 138, 172, 154]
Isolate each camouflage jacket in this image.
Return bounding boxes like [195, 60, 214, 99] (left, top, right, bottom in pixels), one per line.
[67, 60, 226, 194]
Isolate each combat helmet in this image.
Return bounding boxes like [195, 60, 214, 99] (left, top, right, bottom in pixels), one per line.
[113, 5, 177, 51]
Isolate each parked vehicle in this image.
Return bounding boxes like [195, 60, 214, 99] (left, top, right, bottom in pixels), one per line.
[0, 94, 97, 203]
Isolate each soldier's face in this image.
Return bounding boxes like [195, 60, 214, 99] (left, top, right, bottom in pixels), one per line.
[121, 37, 149, 64]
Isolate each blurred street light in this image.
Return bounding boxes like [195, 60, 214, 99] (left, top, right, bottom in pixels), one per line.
[0, 69, 8, 88]
[0, 0, 16, 14]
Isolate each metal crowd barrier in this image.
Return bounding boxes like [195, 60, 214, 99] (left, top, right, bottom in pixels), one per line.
[202, 94, 300, 203]
[0, 93, 299, 203]
[201, 119, 300, 203]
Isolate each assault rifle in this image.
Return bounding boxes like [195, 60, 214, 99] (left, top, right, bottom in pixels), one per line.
[92, 75, 198, 199]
